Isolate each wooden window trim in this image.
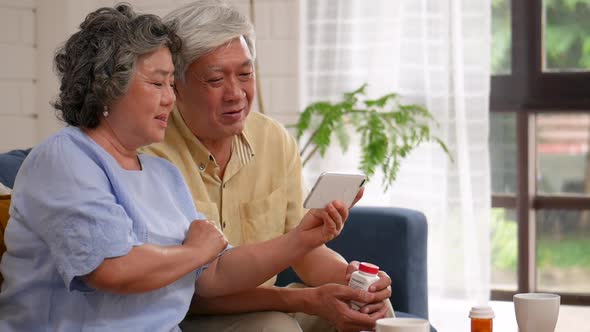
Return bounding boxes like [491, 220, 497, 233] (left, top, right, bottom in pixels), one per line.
[490, 0, 590, 304]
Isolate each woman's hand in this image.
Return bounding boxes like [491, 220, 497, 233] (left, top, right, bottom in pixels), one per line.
[84, 220, 227, 294]
[184, 220, 228, 264]
[296, 200, 349, 248]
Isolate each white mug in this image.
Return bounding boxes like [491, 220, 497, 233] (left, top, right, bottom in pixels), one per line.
[514, 293, 560, 332]
[376, 318, 430, 332]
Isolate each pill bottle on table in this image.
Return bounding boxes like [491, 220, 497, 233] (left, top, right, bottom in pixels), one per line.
[469, 305, 494, 332]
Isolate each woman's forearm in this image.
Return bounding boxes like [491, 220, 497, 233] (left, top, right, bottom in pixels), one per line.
[85, 244, 209, 294]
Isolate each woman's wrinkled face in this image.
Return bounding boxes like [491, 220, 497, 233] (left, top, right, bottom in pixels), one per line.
[106, 47, 176, 149]
[175, 36, 255, 142]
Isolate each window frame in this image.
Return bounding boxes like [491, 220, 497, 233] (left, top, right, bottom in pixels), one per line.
[490, 0, 590, 305]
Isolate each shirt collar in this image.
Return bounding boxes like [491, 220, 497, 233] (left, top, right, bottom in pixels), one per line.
[171, 107, 255, 172]
[233, 129, 255, 167]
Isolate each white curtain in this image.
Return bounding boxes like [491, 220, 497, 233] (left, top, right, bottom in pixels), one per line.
[301, 0, 491, 329]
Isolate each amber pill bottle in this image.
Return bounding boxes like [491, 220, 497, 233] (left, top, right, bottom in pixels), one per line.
[469, 305, 495, 332]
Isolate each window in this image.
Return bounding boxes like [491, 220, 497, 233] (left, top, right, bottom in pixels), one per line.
[542, 0, 590, 72]
[490, 0, 590, 304]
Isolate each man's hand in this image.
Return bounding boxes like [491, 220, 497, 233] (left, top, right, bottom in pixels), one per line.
[350, 186, 365, 208]
[303, 283, 389, 331]
[296, 200, 348, 248]
[298, 186, 363, 246]
[345, 261, 392, 314]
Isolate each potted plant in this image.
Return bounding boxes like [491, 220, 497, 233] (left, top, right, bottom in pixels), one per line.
[293, 83, 451, 191]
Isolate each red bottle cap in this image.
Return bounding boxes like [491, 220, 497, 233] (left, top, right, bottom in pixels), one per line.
[359, 262, 379, 275]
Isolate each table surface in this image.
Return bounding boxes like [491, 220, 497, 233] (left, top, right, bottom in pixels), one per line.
[428, 299, 590, 332]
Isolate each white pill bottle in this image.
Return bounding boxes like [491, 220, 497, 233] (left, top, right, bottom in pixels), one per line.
[348, 262, 380, 310]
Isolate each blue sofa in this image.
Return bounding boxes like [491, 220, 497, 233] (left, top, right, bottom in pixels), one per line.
[0, 148, 434, 331]
[0, 149, 29, 189]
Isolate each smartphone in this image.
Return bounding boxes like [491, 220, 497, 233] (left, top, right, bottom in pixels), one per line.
[303, 172, 366, 209]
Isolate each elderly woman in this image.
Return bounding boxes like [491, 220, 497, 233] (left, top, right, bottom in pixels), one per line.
[0, 4, 351, 331]
[142, 1, 392, 331]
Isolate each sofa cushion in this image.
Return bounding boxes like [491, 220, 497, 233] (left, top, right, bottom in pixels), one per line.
[0, 194, 10, 287]
[0, 182, 10, 195]
[0, 149, 30, 189]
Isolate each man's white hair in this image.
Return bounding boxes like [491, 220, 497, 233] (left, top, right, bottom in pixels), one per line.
[164, 0, 256, 81]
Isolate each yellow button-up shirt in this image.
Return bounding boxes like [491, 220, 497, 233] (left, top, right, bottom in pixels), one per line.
[142, 110, 305, 285]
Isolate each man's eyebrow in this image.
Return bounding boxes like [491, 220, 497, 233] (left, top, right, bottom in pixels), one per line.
[206, 66, 224, 73]
[206, 60, 254, 72]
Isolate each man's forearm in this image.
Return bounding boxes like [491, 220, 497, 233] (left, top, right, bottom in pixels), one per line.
[189, 286, 308, 315]
[196, 231, 309, 297]
[291, 245, 349, 286]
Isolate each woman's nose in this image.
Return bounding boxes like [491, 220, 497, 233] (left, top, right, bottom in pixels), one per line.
[162, 84, 176, 105]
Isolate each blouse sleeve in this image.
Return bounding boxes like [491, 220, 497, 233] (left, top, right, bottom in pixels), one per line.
[11, 136, 136, 292]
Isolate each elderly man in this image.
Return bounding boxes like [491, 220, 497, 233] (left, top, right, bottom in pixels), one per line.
[143, 1, 393, 331]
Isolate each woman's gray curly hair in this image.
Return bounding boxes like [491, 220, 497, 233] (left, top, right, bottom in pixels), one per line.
[53, 3, 182, 129]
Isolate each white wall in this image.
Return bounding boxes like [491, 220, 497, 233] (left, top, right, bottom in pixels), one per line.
[0, 0, 37, 152]
[0, 0, 300, 152]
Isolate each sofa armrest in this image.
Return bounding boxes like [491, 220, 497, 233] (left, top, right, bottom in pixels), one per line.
[0, 149, 31, 188]
[276, 206, 429, 319]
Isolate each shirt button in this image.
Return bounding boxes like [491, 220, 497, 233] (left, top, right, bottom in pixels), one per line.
[222, 183, 226, 189]
[221, 220, 226, 229]
[198, 163, 205, 171]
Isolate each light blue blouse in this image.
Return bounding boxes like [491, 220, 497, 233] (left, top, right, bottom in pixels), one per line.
[0, 127, 206, 331]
